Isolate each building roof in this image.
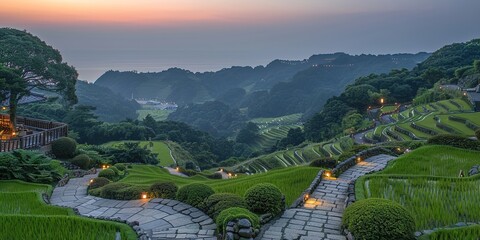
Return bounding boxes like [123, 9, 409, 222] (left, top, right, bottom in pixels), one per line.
[467, 91, 480, 102]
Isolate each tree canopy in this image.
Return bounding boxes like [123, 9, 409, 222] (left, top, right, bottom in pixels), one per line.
[0, 28, 77, 129]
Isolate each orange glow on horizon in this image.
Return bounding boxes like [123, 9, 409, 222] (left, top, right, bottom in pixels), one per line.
[0, 0, 352, 26]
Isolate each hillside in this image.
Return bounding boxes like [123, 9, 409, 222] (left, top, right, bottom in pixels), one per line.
[95, 53, 428, 118]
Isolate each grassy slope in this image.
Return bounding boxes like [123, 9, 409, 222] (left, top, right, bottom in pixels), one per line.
[356, 146, 480, 230]
[120, 165, 320, 205]
[0, 180, 136, 240]
[104, 141, 175, 166]
[136, 109, 173, 121]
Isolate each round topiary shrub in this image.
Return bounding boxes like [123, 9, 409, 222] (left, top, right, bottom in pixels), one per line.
[150, 182, 178, 199]
[244, 183, 283, 215]
[216, 207, 259, 234]
[98, 168, 116, 181]
[342, 198, 415, 240]
[70, 154, 92, 170]
[200, 193, 247, 219]
[88, 177, 110, 190]
[51, 137, 77, 159]
[108, 166, 120, 175]
[177, 183, 214, 208]
[114, 163, 126, 171]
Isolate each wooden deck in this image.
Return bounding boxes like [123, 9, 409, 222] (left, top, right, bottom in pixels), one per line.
[0, 114, 68, 152]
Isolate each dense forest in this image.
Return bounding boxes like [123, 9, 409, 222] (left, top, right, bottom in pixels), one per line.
[95, 53, 428, 119]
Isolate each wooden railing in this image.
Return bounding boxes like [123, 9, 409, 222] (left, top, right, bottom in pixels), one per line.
[0, 114, 68, 152]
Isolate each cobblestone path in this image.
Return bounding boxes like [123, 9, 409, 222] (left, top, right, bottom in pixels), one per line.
[51, 172, 216, 240]
[261, 154, 397, 240]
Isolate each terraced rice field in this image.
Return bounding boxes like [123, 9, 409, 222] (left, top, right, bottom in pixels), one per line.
[371, 99, 478, 142]
[234, 137, 354, 173]
[0, 180, 136, 240]
[356, 146, 480, 231]
[248, 113, 303, 151]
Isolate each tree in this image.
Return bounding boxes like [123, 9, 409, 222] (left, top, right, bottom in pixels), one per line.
[0, 28, 78, 130]
[236, 122, 259, 144]
[474, 60, 480, 73]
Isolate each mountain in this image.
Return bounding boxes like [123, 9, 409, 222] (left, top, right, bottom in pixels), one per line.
[94, 52, 429, 117]
[76, 80, 140, 122]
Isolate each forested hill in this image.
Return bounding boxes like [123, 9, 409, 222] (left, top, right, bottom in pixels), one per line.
[95, 52, 428, 115]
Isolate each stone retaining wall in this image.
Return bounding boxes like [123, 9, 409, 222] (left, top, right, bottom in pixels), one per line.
[332, 147, 395, 177]
[225, 218, 257, 240]
[290, 169, 324, 208]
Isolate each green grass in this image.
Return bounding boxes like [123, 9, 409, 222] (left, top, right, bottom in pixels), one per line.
[136, 109, 172, 121]
[380, 145, 479, 177]
[0, 215, 136, 240]
[356, 146, 480, 231]
[119, 165, 320, 205]
[103, 141, 175, 166]
[0, 180, 137, 240]
[419, 225, 480, 240]
[381, 105, 397, 113]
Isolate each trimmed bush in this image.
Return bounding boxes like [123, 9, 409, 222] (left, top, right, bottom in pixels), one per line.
[114, 163, 126, 171]
[427, 134, 480, 151]
[93, 182, 149, 200]
[476, 129, 480, 141]
[309, 157, 337, 168]
[209, 172, 223, 179]
[216, 207, 259, 234]
[98, 169, 116, 181]
[88, 177, 110, 190]
[51, 137, 77, 159]
[244, 183, 283, 215]
[70, 154, 92, 170]
[343, 198, 415, 240]
[177, 183, 214, 208]
[108, 166, 120, 175]
[150, 182, 177, 199]
[200, 193, 247, 219]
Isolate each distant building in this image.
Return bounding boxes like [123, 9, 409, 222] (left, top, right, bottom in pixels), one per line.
[134, 98, 178, 110]
[465, 85, 480, 111]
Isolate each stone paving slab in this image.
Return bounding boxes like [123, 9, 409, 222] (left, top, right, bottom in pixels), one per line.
[261, 154, 396, 240]
[51, 171, 216, 240]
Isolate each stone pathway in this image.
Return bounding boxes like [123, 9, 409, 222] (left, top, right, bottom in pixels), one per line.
[165, 167, 188, 177]
[51, 173, 216, 240]
[261, 154, 397, 240]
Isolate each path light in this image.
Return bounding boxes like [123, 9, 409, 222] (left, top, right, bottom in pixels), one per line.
[380, 98, 385, 104]
[303, 193, 309, 202]
[11, 132, 16, 136]
[1, 106, 6, 110]
[175, 166, 179, 171]
[323, 170, 332, 178]
[142, 193, 148, 199]
[356, 157, 362, 163]
[219, 168, 223, 172]
[89, 179, 94, 184]
[464, 92, 467, 96]
[228, 173, 232, 178]
[102, 165, 107, 169]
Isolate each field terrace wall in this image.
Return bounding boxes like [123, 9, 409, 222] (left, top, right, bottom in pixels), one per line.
[0, 114, 68, 152]
[448, 116, 480, 131]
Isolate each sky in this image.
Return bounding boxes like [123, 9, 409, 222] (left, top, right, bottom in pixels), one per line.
[2, 0, 480, 82]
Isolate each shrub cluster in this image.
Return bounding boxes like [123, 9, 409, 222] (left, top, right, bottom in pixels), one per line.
[0, 150, 62, 183]
[342, 198, 415, 240]
[70, 154, 92, 170]
[114, 163, 126, 171]
[150, 182, 177, 199]
[309, 157, 337, 168]
[98, 169, 116, 181]
[90, 182, 149, 200]
[427, 134, 480, 151]
[51, 137, 77, 159]
[216, 207, 259, 234]
[88, 177, 110, 190]
[200, 193, 247, 219]
[177, 183, 214, 208]
[244, 183, 284, 215]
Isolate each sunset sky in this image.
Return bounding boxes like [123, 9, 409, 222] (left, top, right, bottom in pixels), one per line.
[2, 0, 480, 81]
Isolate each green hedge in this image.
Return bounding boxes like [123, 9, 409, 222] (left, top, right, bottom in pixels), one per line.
[200, 193, 247, 220]
[216, 207, 259, 235]
[427, 134, 480, 151]
[343, 198, 415, 240]
[98, 169, 116, 181]
[150, 182, 177, 199]
[177, 183, 214, 208]
[90, 182, 149, 200]
[51, 137, 77, 159]
[309, 157, 337, 168]
[0, 150, 62, 184]
[88, 177, 110, 190]
[114, 163, 126, 171]
[244, 183, 283, 215]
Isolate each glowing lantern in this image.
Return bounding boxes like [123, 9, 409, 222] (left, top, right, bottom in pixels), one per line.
[175, 166, 179, 171]
[89, 179, 94, 184]
[303, 194, 309, 201]
[356, 157, 362, 163]
[142, 193, 148, 199]
[380, 98, 385, 104]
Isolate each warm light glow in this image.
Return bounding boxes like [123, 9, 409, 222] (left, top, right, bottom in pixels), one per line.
[11, 132, 16, 136]
[1, 106, 6, 110]
[356, 157, 362, 162]
[102, 165, 107, 169]
[228, 173, 232, 177]
[324, 171, 333, 178]
[219, 168, 223, 172]
[89, 179, 94, 184]
[303, 193, 309, 201]
[380, 98, 385, 104]
[464, 92, 467, 96]
[142, 193, 147, 199]
[176, 167, 179, 171]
